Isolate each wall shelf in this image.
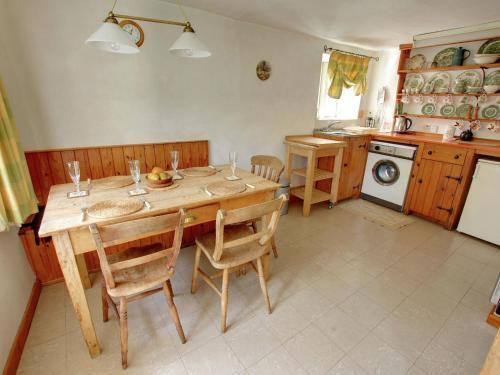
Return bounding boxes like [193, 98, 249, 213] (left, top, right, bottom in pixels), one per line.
[398, 62, 500, 74]
[395, 113, 500, 122]
[396, 92, 500, 97]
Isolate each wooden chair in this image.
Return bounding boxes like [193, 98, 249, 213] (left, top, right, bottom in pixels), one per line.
[250, 155, 285, 257]
[191, 195, 286, 333]
[89, 210, 187, 369]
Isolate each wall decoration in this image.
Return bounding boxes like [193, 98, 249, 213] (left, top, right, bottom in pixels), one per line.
[256, 60, 271, 81]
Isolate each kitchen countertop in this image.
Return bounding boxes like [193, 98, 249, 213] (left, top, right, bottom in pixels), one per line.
[372, 132, 500, 157]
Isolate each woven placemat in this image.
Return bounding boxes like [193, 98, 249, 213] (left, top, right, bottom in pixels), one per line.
[206, 181, 246, 195]
[92, 176, 134, 190]
[87, 198, 144, 219]
[146, 182, 180, 191]
[182, 167, 216, 177]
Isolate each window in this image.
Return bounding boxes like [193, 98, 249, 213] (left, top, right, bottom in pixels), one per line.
[316, 54, 362, 120]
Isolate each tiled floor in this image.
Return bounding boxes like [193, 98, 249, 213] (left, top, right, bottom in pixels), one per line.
[19, 201, 499, 374]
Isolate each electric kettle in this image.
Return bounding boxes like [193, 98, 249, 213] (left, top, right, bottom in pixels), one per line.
[394, 116, 412, 133]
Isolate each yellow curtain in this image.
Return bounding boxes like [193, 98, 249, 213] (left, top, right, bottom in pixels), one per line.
[0, 77, 38, 231]
[327, 52, 370, 99]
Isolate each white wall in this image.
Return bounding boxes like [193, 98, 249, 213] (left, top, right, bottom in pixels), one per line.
[0, 0, 391, 168]
[0, 229, 35, 369]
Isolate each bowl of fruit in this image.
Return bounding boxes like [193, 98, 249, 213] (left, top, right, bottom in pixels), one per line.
[146, 167, 173, 188]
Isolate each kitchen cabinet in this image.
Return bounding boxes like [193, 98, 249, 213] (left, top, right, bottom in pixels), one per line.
[405, 143, 474, 229]
[315, 135, 369, 201]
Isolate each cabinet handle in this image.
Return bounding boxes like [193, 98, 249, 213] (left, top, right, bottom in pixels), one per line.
[427, 150, 433, 155]
[436, 206, 453, 214]
[454, 154, 460, 159]
[184, 213, 197, 224]
[343, 163, 348, 167]
[445, 175, 462, 182]
[358, 143, 366, 149]
[418, 179, 423, 184]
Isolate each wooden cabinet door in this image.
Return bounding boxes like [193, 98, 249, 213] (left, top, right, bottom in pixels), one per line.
[347, 137, 369, 198]
[408, 159, 463, 224]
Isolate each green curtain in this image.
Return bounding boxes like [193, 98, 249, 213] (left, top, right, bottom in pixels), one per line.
[327, 51, 370, 99]
[0, 77, 38, 231]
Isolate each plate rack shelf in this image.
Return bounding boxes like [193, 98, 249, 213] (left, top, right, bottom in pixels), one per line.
[395, 38, 500, 128]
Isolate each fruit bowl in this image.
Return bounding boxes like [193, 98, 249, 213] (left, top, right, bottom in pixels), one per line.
[145, 172, 173, 188]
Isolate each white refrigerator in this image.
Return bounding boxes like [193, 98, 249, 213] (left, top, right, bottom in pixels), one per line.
[457, 159, 500, 245]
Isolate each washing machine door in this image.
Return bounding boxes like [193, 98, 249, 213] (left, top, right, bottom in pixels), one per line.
[372, 159, 400, 186]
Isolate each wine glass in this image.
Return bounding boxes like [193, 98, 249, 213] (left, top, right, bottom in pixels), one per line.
[229, 151, 238, 178]
[67, 161, 81, 194]
[128, 160, 142, 193]
[171, 150, 181, 180]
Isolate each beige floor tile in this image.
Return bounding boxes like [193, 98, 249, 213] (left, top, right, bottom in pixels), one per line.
[441, 253, 486, 281]
[25, 307, 66, 348]
[326, 356, 368, 375]
[338, 292, 389, 330]
[284, 324, 344, 375]
[247, 346, 307, 375]
[471, 265, 499, 296]
[286, 286, 335, 321]
[410, 285, 458, 317]
[182, 336, 244, 375]
[314, 306, 368, 352]
[18, 336, 66, 375]
[223, 315, 281, 367]
[358, 279, 407, 311]
[334, 263, 375, 289]
[455, 238, 499, 265]
[263, 302, 309, 343]
[406, 365, 428, 375]
[310, 271, 357, 305]
[415, 341, 480, 375]
[460, 288, 494, 315]
[376, 268, 421, 296]
[349, 333, 412, 375]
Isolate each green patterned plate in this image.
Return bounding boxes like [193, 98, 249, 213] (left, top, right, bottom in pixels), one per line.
[440, 104, 455, 116]
[478, 38, 500, 54]
[422, 103, 436, 115]
[481, 105, 499, 119]
[404, 74, 425, 91]
[428, 72, 452, 92]
[455, 71, 482, 87]
[484, 70, 500, 86]
[455, 104, 472, 118]
[433, 47, 457, 67]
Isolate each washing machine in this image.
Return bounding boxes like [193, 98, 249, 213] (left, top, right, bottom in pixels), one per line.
[361, 141, 418, 211]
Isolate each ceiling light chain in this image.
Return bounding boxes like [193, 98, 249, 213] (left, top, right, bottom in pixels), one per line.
[175, 0, 189, 23]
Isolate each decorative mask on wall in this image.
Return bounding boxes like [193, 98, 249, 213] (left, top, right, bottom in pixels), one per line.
[256, 61, 271, 81]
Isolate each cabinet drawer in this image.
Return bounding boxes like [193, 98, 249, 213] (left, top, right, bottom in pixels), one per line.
[184, 204, 219, 226]
[422, 144, 467, 165]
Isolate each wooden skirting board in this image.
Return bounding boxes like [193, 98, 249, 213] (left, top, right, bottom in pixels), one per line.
[2, 280, 42, 375]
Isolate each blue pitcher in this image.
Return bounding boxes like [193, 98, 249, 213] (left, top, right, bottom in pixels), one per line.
[452, 47, 471, 66]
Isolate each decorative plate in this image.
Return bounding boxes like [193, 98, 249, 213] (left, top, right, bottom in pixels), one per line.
[422, 81, 434, 94]
[481, 105, 499, 119]
[440, 104, 455, 116]
[428, 72, 452, 92]
[484, 70, 500, 86]
[403, 74, 425, 92]
[455, 103, 473, 118]
[455, 71, 482, 88]
[478, 38, 500, 54]
[421, 103, 436, 115]
[408, 54, 426, 70]
[256, 60, 271, 81]
[433, 47, 457, 67]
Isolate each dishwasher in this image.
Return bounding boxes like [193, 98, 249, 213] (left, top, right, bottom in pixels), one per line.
[457, 158, 500, 245]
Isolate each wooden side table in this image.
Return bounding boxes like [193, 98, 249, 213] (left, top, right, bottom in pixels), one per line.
[284, 136, 346, 216]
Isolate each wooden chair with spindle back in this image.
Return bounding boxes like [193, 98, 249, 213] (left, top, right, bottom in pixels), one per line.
[191, 194, 287, 333]
[89, 210, 187, 369]
[250, 155, 285, 257]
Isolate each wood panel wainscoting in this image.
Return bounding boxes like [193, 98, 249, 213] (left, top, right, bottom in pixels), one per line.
[2, 280, 42, 375]
[19, 140, 210, 285]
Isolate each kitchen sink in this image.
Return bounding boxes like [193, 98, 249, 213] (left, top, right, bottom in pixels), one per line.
[314, 129, 357, 136]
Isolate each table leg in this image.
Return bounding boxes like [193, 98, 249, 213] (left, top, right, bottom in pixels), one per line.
[330, 148, 344, 204]
[75, 254, 92, 289]
[303, 150, 316, 217]
[53, 232, 101, 358]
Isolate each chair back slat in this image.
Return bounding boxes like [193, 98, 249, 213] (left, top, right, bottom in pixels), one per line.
[212, 195, 286, 261]
[250, 155, 284, 183]
[89, 209, 185, 290]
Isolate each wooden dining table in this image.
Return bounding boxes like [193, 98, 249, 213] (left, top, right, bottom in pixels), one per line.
[38, 165, 280, 358]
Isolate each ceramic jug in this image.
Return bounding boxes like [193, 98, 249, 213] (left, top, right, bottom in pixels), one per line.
[452, 47, 471, 66]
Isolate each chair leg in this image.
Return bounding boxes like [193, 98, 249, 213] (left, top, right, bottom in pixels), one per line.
[119, 297, 128, 369]
[257, 257, 272, 314]
[101, 284, 109, 322]
[191, 245, 202, 294]
[163, 280, 186, 344]
[271, 236, 278, 258]
[220, 269, 229, 333]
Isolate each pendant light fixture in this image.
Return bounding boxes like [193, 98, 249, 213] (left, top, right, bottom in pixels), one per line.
[85, 0, 211, 58]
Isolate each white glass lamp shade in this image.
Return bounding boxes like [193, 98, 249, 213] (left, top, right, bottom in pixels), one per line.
[169, 30, 211, 58]
[85, 22, 139, 54]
